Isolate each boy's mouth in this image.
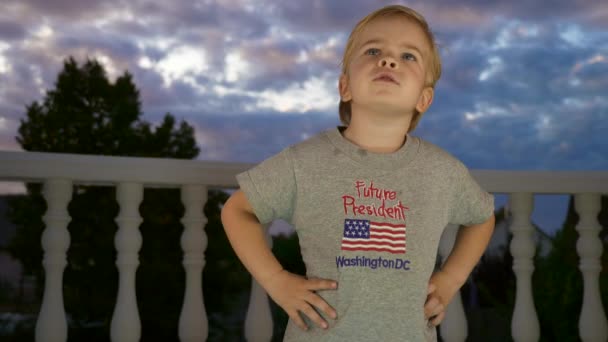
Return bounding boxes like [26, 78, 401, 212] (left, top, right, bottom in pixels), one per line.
[373, 72, 399, 85]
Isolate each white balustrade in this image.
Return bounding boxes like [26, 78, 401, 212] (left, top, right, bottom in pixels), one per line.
[35, 179, 72, 342]
[178, 185, 208, 342]
[438, 224, 468, 342]
[509, 193, 540, 342]
[575, 194, 608, 342]
[1, 151, 607, 341]
[245, 228, 274, 342]
[111, 183, 143, 342]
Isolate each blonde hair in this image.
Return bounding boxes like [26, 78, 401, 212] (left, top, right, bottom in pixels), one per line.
[339, 5, 442, 132]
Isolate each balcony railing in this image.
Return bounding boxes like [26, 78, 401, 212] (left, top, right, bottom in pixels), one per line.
[0, 150, 607, 342]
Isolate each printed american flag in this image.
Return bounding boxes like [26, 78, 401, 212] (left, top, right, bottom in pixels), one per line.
[341, 219, 406, 254]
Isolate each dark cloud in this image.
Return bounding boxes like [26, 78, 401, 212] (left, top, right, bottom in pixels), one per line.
[412, 0, 608, 29]
[0, 18, 27, 41]
[235, 39, 309, 89]
[0, 0, 605, 174]
[419, 90, 608, 170]
[577, 62, 608, 90]
[124, 1, 270, 41]
[271, 0, 369, 33]
[414, 16, 608, 171]
[0, 63, 51, 119]
[55, 30, 141, 62]
[189, 113, 340, 162]
[4, 0, 119, 21]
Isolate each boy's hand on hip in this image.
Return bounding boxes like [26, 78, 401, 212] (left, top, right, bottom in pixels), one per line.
[262, 269, 338, 331]
[425, 270, 461, 326]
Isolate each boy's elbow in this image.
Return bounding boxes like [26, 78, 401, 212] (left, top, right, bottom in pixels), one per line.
[486, 213, 495, 229]
[464, 213, 495, 232]
[221, 190, 257, 227]
[221, 194, 237, 226]
[480, 213, 496, 234]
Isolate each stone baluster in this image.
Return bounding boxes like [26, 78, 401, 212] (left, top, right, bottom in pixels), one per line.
[36, 179, 72, 342]
[111, 183, 143, 342]
[438, 224, 467, 342]
[245, 226, 274, 342]
[509, 193, 539, 342]
[178, 185, 208, 342]
[575, 194, 608, 342]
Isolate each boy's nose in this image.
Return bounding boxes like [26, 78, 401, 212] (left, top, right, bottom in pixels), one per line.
[378, 57, 398, 69]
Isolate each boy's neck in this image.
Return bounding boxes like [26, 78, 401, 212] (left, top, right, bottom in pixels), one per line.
[342, 111, 412, 153]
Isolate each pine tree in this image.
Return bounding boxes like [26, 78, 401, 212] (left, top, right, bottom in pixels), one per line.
[7, 57, 211, 340]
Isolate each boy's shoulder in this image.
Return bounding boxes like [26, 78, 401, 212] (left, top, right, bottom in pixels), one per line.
[281, 129, 470, 172]
[287, 128, 335, 153]
[415, 136, 467, 169]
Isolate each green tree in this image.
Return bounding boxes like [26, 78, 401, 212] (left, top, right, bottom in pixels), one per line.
[459, 208, 516, 341]
[533, 195, 608, 342]
[461, 196, 607, 341]
[16, 57, 197, 158]
[7, 57, 203, 340]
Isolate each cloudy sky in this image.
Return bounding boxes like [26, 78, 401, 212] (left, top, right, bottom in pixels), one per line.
[0, 0, 606, 233]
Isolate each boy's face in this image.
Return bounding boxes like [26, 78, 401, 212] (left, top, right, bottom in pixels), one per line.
[339, 15, 434, 119]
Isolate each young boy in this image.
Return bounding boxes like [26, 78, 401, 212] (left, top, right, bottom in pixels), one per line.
[221, 5, 495, 341]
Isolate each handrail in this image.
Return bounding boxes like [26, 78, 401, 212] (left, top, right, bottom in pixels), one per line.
[1, 151, 607, 193]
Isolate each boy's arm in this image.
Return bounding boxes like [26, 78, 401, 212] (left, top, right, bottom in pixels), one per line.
[221, 190, 338, 330]
[425, 214, 495, 325]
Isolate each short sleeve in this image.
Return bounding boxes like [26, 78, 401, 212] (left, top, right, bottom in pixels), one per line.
[449, 161, 494, 226]
[236, 146, 296, 224]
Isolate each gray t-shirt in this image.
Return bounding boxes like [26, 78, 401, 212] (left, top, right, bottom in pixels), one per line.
[237, 127, 494, 342]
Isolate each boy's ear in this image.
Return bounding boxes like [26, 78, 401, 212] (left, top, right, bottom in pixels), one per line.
[415, 86, 434, 113]
[339, 74, 352, 102]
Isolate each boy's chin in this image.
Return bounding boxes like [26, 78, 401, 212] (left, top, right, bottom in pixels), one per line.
[363, 102, 415, 118]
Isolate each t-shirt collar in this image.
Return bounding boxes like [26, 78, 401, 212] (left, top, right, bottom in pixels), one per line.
[325, 126, 419, 171]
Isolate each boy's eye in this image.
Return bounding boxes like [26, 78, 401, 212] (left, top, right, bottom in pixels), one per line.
[402, 52, 417, 61]
[365, 48, 380, 56]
